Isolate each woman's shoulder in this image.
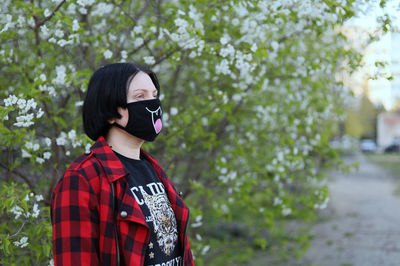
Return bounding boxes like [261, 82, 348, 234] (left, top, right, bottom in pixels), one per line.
[52, 152, 104, 197]
[65, 151, 105, 179]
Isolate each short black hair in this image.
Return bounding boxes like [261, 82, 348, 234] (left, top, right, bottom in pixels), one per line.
[83, 62, 160, 141]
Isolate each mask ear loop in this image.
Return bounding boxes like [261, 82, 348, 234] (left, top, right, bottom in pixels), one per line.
[113, 122, 126, 130]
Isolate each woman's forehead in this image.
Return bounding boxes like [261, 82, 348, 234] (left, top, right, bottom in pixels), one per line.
[128, 72, 157, 92]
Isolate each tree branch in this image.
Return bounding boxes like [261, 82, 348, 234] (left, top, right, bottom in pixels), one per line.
[0, 162, 34, 190]
[37, 0, 67, 28]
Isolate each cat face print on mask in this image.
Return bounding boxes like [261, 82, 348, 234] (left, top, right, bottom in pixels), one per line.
[114, 99, 163, 142]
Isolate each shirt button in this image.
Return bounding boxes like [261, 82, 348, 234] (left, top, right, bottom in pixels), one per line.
[120, 211, 128, 218]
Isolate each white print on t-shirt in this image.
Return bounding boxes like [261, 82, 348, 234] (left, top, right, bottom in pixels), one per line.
[130, 182, 178, 256]
[130, 182, 165, 205]
[148, 256, 182, 266]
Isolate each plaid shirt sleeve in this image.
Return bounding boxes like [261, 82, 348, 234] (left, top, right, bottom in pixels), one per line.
[51, 170, 100, 266]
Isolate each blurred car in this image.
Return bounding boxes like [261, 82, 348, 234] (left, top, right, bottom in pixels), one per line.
[384, 143, 400, 153]
[360, 139, 376, 153]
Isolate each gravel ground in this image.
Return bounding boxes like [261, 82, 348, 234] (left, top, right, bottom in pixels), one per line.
[289, 154, 400, 266]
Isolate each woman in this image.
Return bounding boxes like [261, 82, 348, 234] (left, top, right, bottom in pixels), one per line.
[51, 63, 194, 266]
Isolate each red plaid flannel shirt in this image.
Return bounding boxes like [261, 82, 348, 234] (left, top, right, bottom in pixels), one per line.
[51, 136, 194, 265]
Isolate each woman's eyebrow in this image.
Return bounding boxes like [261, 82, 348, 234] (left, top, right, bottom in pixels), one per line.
[132, 88, 158, 93]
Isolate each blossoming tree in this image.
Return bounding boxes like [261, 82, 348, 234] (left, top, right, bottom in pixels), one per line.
[0, 0, 390, 264]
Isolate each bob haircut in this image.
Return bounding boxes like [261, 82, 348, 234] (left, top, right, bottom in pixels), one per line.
[83, 62, 160, 141]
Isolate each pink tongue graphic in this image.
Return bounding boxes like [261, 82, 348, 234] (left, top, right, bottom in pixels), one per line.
[154, 119, 162, 133]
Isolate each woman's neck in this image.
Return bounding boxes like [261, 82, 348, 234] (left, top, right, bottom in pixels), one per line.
[106, 126, 144, 160]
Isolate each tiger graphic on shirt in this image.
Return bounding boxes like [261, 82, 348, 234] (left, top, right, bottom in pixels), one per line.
[139, 186, 178, 256]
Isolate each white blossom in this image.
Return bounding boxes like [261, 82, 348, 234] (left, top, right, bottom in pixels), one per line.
[22, 149, 31, 158]
[68, 129, 76, 140]
[32, 203, 40, 218]
[174, 18, 188, 29]
[0, 14, 14, 33]
[26, 17, 35, 28]
[10, 205, 23, 219]
[77, 0, 95, 7]
[52, 65, 67, 85]
[196, 234, 202, 241]
[39, 73, 47, 81]
[191, 215, 203, 228]
[17, 98, 26, 109]
[188, 51, 197, 58]
[43, 152, 51, 160]
[215, 59, 230, 75]
[44, 137, 52, 147]
[32, 143, 40, 151]
[271, 41, 279, 51]
[44, 9, 51, 17]
[220, 204, 229, 213]
[57, 39, 73, 47]
[54, 29, 64, 38]
[103, 49, 112, 59]
[40, 25, 50, 38]
[133, 25, 143, 34]
[220, 34, 231, 45]
[282, 207, 292, 216]
[219, 44, 235, 58]
[36, 157, 45, 164]
[120, 50, 128, 61]
[72, 19, 80, 31]
[18, 98, 37, 114]
[250, 43, 257, 52]
[85, 143, 91, 154]
[78, 7, 87, 14]
[170, 107, 178, 116]
[25, 141, 33, 149]
[134, 37, 144, 47]
[3, 94, 18, 107]
[143, 56, 155, 65]
[35, 194, 44, 201]
[273, 197, 282, 206]
[201, 245, 210, 255]
[14, 114, 34, 127]
[13, 236, 28, 248]
[92, 3, 113, 16]
[17, 16, 25, 27]
[36, 108, 44, 118]
[232, 94, 242, 102]
[56, 132, 68, 146]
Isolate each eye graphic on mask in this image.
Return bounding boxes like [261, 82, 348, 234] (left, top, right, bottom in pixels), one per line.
[146, 106, 163, 134]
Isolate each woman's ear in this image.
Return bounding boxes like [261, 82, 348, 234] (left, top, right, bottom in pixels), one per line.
[109, 107, 129, 126]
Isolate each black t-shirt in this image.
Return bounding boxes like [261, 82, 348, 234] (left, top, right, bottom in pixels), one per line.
[115, 152, 182, 266]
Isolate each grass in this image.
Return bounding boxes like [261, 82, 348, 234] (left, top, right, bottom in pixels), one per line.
[365, 153, 400, 194]
[344, 232, 354, 238]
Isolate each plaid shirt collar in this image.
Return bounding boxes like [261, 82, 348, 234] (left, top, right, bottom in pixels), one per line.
[89, 136, 157, 183]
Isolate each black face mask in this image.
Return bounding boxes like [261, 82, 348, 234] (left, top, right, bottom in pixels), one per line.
[114, 99, 163, 142]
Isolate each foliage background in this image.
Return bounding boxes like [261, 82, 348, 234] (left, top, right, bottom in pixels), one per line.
[0, 0, 390, 265]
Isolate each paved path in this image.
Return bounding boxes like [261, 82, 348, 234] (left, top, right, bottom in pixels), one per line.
[293, 154, 400, 266]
